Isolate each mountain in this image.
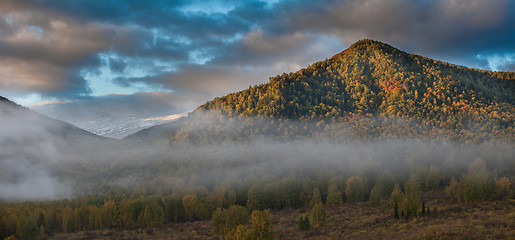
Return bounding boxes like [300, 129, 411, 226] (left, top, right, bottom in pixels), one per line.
[0, 96, 110, 200]
[0, 96, 104, 142]
[132, 40, 514, 142]
[66, 113, 186, 139]
[200, 40, 514, 128]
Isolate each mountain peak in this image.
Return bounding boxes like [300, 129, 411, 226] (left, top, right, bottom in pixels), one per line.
[342, 39, 401, 56]
[199, 40, 514, 136]
[350, 39, 387, 48]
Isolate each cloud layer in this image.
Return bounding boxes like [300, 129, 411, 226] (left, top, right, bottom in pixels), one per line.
[0, 0, 514, 123]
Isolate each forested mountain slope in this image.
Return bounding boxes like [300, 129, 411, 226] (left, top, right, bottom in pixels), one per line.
[201, 40, 514, 127]
[133, 40, 514, 142]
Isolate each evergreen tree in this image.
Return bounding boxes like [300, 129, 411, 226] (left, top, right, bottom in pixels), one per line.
[140, 200, 165, 228]
[393, 201, 399, 219]
[182, 194, 199, 221]
[247, 185, 261, 210]
[227, 209, 274, 240]
[425, 165, 442, 191]
[38, 225, 46, 239]
[402, 177, 420, 219]
[249, 209, 274, 240]
[100, 200, 115, 228]
[211, 208, 226, 236]
[62, 206, 75, 233]
[309, 188, 322, 208]
[225, 205, 250, 235]
[495, 177, 511, 198]
[369, 184, 382, 208]
[326, 184, 343, 207]
[390, 183, 402, 219]
[445, 177, 461, 200]
[310, 203, 326, 228]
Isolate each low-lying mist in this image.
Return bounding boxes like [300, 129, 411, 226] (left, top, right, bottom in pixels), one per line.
[1, 108, 514, 201]
[0, 156, 72, 200]
[0, 101, 108, 200]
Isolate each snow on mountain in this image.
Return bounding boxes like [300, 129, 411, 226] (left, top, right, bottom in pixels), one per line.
[74, 113, 187, 139]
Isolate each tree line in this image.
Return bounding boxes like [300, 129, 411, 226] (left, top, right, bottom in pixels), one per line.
[1, 157, 511, 240]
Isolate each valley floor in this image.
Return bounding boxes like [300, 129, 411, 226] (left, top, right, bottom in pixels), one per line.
[49, 193, 515, 240]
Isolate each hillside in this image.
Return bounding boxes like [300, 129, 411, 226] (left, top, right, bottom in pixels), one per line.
[0, 96, 111, 200]
[198, 40, 514, 139]
[0, 96, 106, 140]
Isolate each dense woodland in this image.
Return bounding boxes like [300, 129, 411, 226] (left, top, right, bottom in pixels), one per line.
[1, 40, 514, 239]
[200, 40, 514, 141]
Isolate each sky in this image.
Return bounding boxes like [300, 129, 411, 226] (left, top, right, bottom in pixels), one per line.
[0, 0, 514, 123]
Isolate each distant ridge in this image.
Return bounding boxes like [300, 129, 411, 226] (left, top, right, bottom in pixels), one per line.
[0, 96, 105, 140]
[0, 95, 23, 108]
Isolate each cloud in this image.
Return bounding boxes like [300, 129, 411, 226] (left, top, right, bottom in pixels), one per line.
[0, 19, 113, 65]
[254, 0, 515, 67]
[0, 58, 91, 96]
[243, 29, 307, 54]
[130, 35, 341, 96]
[1, 0, 513, 122]
[0, 1, 111, 96]
[476, 53, 515, 71]
[439, 0, 506, 27]
[150, 66, 255, 94]
[0, 0, 254, 99]
[143, 113, 187, 122]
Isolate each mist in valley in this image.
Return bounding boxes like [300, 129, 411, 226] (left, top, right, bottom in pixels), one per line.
[1, 106, 513, 201]
[1, 103, 514, 240]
